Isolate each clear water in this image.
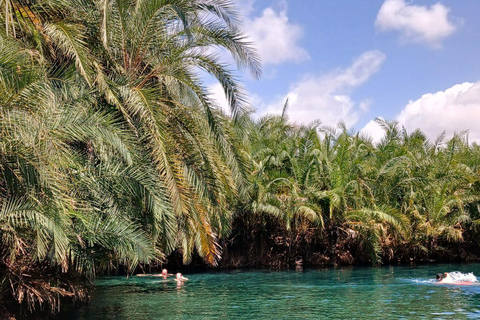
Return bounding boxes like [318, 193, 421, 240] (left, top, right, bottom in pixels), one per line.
[63, 264, 480, 319]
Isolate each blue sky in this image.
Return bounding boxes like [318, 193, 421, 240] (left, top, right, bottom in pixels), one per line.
[209, 0, 480, 142]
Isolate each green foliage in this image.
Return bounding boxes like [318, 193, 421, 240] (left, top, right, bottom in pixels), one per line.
[240, 114, 480, 266]
[0, 0, 258, 314]
[1, 0, 480, 316]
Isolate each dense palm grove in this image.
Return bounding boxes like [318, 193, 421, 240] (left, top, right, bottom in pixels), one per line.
[1, 0, 480, 317]
[225, 113, 480, 268]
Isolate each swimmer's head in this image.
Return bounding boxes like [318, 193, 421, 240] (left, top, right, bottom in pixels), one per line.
[436, 273, 445, 281]
[176, 273, 182, 279]
[161, 269, 168, 275]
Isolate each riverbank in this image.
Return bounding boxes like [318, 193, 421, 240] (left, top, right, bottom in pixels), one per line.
[161, 218, 480, 270]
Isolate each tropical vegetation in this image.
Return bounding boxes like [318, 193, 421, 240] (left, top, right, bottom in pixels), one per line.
[1, 0, 480, 317]
[0, 0, 259, 315]
[226, 112, 480, 268]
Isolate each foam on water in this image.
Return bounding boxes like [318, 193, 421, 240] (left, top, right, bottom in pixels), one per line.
[410, 272, 478, 285]
[448, 271, 478, 283]
[411, 278, 437, 285]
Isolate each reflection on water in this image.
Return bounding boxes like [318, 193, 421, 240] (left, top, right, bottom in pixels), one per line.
[62, 264, 480, 319]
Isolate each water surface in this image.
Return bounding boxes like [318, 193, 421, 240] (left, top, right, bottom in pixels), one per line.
[64, 263, 480, 319]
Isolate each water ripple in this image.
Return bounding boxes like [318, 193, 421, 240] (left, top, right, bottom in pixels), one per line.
[62, 264, 480, 320]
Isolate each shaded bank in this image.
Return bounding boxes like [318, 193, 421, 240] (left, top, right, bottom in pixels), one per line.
[162, 218, 480, 270]
[220, 217, 480, 269]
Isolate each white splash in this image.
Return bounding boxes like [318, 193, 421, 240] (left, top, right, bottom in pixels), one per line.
[448, 272, 478, 283]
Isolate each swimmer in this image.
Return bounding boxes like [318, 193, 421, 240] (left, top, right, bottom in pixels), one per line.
[436, 272, 454, 284]
[161, 269, 168, 278]
[152, 268, 172, 278]
[174, 273, 189, 282]
[436, 272, 478, 285]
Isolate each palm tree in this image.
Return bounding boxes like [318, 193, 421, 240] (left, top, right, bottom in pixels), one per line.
[371, 119, 479, 260]
[89, 0, 261, 265]
[0, 52, 154, 312]
[1, 0, 260, 313]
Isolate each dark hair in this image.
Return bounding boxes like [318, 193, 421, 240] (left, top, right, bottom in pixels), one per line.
[436, 273, 445, 280]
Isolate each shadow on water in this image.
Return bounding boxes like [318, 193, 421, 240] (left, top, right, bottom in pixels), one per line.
[60, 263, 480, 319]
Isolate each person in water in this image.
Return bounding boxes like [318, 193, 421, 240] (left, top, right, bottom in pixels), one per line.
[436, 271, 479, 285]
[436, 272, 454, 284]
[156, 268, 174, 279]
[174, 273, 189, 282]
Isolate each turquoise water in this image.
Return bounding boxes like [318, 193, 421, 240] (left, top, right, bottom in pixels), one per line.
[64, 264, 480, 319]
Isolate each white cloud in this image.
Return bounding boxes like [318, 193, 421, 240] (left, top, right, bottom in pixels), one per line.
[208, 83, 230, 114]
[375, 0, 458, 47]
[359, 100, 371, 113]
[397, 82, 480, 142]
[235, 1, 309, 65]
[361, 82, 480, 143]
[235, 0, 255, 17]
[361, 119, 387, 144]
[207, 1, 310, 114]
[260, 50, 386, 127]
[208, 82, 263, 116]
